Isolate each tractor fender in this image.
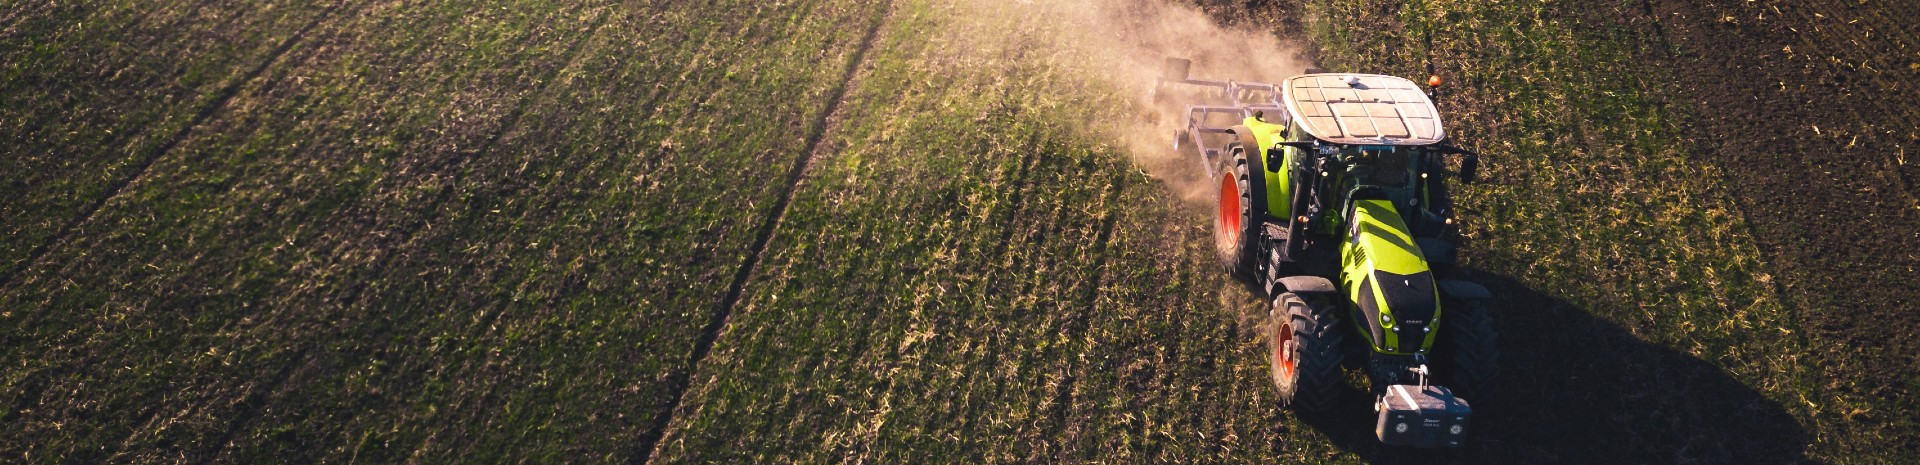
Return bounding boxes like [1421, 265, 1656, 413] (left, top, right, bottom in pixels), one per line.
[1278, 276, 1338, 295]
[1225, 125, 1264, 171]
[1226, 125, 1291, 219]
[1220, 125, 1271, 223]
[1436, 280, 1493, 300]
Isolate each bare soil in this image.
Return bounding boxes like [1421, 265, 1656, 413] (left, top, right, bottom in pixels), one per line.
[1647, 0, 1920, 452]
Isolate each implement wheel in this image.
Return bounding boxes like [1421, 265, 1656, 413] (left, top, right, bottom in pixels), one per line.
[1214, 144, 1261, 277]
[1270, 292, 1345, 411]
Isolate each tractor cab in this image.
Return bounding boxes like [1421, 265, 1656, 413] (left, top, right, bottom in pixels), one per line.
[1275, 73, 1456, 236]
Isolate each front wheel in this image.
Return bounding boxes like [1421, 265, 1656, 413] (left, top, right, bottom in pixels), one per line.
[1437, 299, 1499, 402]
[1270, 292, 1345, 411]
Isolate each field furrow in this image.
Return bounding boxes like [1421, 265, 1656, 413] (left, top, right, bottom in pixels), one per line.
[1, 0, 622, 461]
[0, 0, 340, 280]
[648, 1, 1172, 462]
[309, 2, 891, 461]
[638, 3, 895, 462]
[1, 0, 901, 462]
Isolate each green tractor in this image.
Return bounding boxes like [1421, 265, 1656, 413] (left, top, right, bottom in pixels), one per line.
[1157, 58, 1497, 448]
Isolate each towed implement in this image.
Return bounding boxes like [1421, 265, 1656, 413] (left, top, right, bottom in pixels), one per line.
[1157, 58, 1497, 448]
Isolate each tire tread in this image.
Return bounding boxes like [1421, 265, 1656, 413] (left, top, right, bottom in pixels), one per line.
[1272, 292, 1345, 411]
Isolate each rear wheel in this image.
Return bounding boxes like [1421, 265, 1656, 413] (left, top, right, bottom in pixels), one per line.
[1214, 144, 1261, 276]
[1437, 300, 1499, 402]
[1271, 292, 1345, 411]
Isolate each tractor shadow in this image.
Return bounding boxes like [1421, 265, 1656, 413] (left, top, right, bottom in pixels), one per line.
[1287, 270, 1816, 465]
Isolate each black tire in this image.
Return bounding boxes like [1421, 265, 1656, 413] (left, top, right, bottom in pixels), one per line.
[1270, 292, 1345, 411]
[1437, 299, 1499, 402]
[1214, 144, 1262, 277]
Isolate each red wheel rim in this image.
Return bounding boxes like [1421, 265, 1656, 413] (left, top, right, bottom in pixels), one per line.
[1218, 174, 1241, 249]
[1275, 318, 1297, 379]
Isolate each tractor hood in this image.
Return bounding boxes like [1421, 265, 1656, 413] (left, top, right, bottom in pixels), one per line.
[1282, 74, 1444, 146]
[1343, 199, 1439, 354]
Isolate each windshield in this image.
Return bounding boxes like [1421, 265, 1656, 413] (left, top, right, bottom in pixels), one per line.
[1337, 145, 1416, 189]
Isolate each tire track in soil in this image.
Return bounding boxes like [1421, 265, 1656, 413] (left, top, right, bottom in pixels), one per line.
[0, 0, 351, 290]
[634, 3, 894, 464]
[0, 2, 606, 400]
[0, 2, 360, 355]
[37, 3, 614, 460]
[318, 0, 730, 317]
[185, 7, 622, 461]
[0, 0, 294, 276]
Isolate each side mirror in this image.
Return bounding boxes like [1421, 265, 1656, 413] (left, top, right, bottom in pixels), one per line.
[1269, 141, 1316, 168]
[1431, 142, 1481, 184]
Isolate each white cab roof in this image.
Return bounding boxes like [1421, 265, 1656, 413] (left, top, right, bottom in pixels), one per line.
[1283, 74, 1445, 145]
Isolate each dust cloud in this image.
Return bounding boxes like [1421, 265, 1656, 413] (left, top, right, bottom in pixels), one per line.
[955, 0, 1310, 203]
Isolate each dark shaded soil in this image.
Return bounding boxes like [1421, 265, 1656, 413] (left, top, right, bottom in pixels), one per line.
[1296, 271, 1808, 465]
[1645, 0, 1920, 452]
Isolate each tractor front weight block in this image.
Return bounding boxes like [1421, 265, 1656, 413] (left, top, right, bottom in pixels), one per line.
[1376, 384, 1472, 448]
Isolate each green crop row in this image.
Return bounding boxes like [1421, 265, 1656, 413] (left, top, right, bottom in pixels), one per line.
[2, 0, 886, 462]
[3, 0, 618, 460]
[648, 0, 1360, 462]
[0, 0, 338, 276]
